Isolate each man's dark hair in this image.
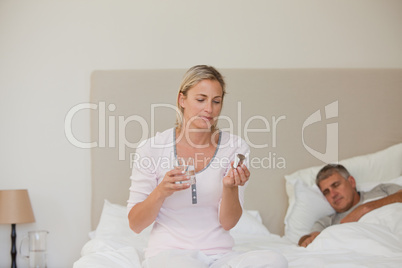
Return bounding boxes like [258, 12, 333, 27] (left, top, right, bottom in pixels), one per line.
[316, 164, 350, 187]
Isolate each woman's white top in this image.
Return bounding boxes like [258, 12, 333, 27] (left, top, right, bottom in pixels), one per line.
[127, 128, 250, 258]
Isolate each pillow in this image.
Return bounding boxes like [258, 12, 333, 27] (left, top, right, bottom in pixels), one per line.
[284, 143, 402, 244]
[95, 200, 153, 239]
[284, 180, 335, 243]
[94, 199, 132, 238]
[231, 210, 271, 236]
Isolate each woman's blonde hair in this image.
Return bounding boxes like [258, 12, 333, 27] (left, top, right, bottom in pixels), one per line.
[176, 65, 226, 131]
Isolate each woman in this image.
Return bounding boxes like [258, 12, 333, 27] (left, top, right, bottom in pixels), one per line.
[127, 65, 287, 267]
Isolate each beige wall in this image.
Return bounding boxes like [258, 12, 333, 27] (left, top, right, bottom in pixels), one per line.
[90, 68, 402, 237]
[1, 0, 401, 267]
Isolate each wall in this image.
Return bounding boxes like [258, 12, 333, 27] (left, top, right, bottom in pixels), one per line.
[0, 0, 401, 267]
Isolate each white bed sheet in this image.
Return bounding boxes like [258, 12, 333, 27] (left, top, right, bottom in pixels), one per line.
[74, 203, 402, 268]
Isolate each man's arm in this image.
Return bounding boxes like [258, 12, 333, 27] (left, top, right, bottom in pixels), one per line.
[298, 216, 332, 247]
[298, 232, 320, 247]
[341, 189, 402, 223]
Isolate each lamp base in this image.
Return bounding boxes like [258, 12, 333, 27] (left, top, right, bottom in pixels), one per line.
[11, 223, 16, 268]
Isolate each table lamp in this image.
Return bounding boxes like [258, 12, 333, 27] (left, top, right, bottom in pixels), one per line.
[0, 189, 35, 268]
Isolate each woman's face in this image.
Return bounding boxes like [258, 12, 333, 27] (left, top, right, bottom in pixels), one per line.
[179, 79, 223, 130]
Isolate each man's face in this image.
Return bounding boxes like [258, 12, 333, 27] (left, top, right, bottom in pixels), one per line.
[318, 172, 359, 213]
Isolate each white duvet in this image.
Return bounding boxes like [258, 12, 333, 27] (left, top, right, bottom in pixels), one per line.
[74, 204, 402, 268]
[285, 203, 402, 268]
[307, 203, 402, 257]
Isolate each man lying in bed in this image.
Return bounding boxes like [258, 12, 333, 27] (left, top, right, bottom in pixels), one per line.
[298, 164, 402, 247]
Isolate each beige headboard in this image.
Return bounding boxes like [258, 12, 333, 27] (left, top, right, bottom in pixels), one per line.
[90, 69, 402, 235]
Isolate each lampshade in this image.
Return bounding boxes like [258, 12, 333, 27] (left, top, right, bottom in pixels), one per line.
[0, 189, 35, 224]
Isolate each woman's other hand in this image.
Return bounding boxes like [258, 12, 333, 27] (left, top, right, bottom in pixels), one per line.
[223, 162, 250, 188]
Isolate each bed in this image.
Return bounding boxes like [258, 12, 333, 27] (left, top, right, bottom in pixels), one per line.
[74, 69, 402, 267]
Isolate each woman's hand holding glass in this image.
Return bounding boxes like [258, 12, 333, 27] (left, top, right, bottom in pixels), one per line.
[156, 168, 191, 198]
[156, 157, 194, 198]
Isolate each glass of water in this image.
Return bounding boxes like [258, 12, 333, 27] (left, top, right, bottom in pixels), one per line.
[173, 156, 198, 204]
[173, 157, 196, 185]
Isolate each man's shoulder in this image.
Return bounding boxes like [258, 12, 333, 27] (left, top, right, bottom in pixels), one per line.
[364, 183, 402, 194]
[361, 183, 402, 202]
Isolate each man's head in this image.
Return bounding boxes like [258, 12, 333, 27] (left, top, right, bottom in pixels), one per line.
[316, 164, 360, 213]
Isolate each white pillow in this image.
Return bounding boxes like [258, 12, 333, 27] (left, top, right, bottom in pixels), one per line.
[231, 210, 271, 236]
[284, 180, 335, 243]
[95, 200, 142, 239]
[284, 143, 402, 244]
[94, 200, 154, 253]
